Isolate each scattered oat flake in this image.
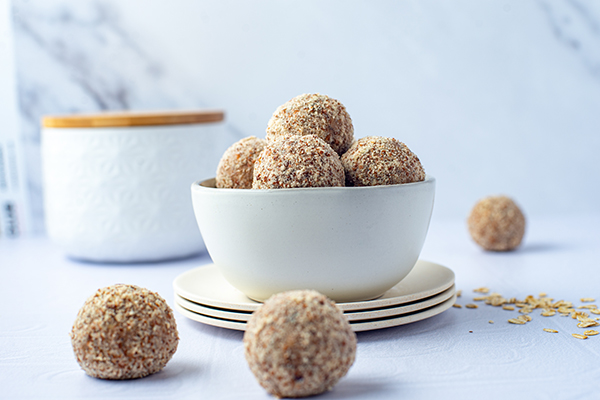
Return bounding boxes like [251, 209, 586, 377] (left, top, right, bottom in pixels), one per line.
[577, 321, 600, 328]
[574, 312, 590, 320]
[489, 320, 494, 324]
[554, 300, 573, 308]
[503, 305, 515, 311]
[508, 318, 526, 325]
[584, 330, 599, 336]
[579, 304, 598, 309]
[489, 297, 506, 307]
[465, 304, 478, 309]
[473, 296, 488, 301]
[572, 333, 588, 340]
[518, 315, 532, 322]
[456, 290, 462, 298]
[581, 298, 595, 303]
[473, 287, 490, 294]
[543, 328, 558, 333]
[590, 309, 600, 315]
[539, 292, 547, 297]
[453, 304, 462, 309]
[541, 310, 556, 317]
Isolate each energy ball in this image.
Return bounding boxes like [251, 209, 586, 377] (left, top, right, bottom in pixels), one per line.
[244, 290, 356, 398]
[266, 93, 354, 156]
[252, 135, 345, 189]
[341, 136, 425, 186]
[467, 195, 526, 251]
[70, 284, 179, 380]
[216, 136, 266, 189]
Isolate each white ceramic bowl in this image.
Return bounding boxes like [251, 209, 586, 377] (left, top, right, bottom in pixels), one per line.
[42, 110, 223, 263]
[191, 176, 435, 302]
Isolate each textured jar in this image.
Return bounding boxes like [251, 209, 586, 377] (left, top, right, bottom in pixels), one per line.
[42, 110, 224, 262]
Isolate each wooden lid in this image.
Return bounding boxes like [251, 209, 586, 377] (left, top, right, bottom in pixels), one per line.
[42, 109, 224, 128]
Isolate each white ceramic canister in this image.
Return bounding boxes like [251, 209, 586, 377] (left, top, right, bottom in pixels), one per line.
[41, 110, 224, 263]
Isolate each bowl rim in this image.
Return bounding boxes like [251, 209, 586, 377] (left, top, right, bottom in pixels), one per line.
[192, 175, 435, 193]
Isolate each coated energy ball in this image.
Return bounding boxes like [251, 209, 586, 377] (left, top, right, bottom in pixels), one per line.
[467, 195, 526, 251]
[341, 136, 425, 186]
[70, 284, 179, 380]
[252, 135, 345, 189]
[266, 93, 354, 156]
[244, 290, 356, 398]
[216, 136, 266, 189]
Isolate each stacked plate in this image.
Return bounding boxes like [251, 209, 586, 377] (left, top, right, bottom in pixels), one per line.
[173, 260, 455, 332]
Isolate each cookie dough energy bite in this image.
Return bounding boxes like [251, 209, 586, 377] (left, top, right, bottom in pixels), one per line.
[252, 135, 345, 189]
[244, 290, 357, 398]
[216, 136, 266, 189]
[70, 284, 179, 380]
[468, 195, 526, 251]
[266, 93, 354, 156]
[341, 136, 426, 186]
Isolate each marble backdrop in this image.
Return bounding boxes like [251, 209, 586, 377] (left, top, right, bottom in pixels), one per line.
[10, 0, 600, 233]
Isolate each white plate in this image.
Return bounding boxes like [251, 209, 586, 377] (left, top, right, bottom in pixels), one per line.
[174, 294, 457, 332]
[175, 284, 456, 322]
[173, 260, 455, 312]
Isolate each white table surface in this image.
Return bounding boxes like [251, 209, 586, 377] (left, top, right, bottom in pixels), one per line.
[1, 214, 599, 400]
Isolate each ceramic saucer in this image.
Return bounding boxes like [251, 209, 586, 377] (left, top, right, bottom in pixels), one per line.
[175, 294, 457, 332]
[173, 260, 455, 312]
[175, 284, 456, 323]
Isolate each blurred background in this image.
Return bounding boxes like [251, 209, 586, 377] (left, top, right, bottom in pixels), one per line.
[1, 0, 599, 237]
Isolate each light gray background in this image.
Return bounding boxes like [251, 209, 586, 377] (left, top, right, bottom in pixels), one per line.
[5, 0, 600, 232]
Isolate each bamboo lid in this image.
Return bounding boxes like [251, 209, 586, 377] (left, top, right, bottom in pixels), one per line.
[42, 110, 224, 128]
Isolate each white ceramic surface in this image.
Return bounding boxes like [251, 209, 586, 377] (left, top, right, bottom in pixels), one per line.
[173, 259, 453, 311]
[191, 176, 436, 302]
[175, 294, 456, 332]
[42, 123, 221, 262]
[175, 285, 456, 322]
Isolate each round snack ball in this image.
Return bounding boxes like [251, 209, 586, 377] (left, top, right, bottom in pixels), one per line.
[266, 93, 354, 156]
[341, 136, 425, 186]
[70, 284, 179, 380]
[243, 290, 357, 398]
[252, 135, 345, 189]
[467, 195, 526, 251]
[216, 136, 266, 189]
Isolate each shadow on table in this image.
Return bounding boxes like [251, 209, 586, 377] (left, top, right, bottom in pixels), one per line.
[146, 360, 203, 382]
[515, 241, 570, 254]
[478, 241, 572, 255]
[185, 318, 245, 342]
[67, 250, 212, 268]
[87, 360, 202, 389]
[323, 377, 398, 399]
[354, 311, 457, 344]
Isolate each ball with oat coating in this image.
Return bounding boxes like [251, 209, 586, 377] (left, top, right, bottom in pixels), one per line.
[467, 195, 525, 251]
[216, 136, 266, 189]
[244, 290, 356, 398]
[70, 284, 179, 380]
[252, 135, 345, 189]
[266, 93, 354, 156]
[341, 136, 425, 186]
